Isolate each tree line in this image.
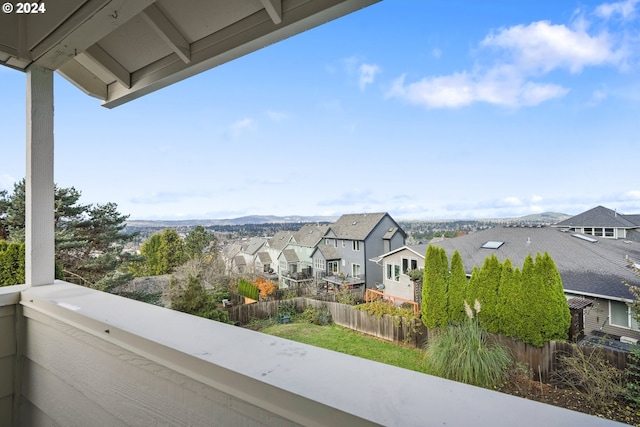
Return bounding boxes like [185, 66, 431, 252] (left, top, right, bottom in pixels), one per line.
[421, 245, 571, 347]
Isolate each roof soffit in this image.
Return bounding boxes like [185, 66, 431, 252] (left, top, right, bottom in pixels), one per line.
[0, 0, 382, 107]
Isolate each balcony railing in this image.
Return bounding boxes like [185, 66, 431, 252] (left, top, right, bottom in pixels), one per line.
[0, 282, 620, 426]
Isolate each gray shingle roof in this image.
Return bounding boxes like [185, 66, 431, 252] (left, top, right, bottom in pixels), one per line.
[294, 224, 329, 247]
[429, 226, 640, 300]
[242, 237, 267, 255]
[329, 212, 388, 240]
[267, 231, 295, 251]
[314, 244, 341, 260]
[554, 205, 640, 228]
[234, 255, 246, 266]
[281, 249, 299, 262]
[258, 252, 272, 264]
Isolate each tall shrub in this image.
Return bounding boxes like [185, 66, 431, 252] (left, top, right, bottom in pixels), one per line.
[447, 250, 467, 324]
[238, 278, 259, 300]
[535, 252, 571, 342]
[421, 245, 449, 329]
[496, 259, 521, 338]
[475, 254, 502, 334]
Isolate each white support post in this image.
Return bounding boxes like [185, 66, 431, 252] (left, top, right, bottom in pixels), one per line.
[25, 66, 55, 286]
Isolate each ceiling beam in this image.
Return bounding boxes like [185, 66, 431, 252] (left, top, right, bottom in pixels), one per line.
[141, 4, 191, 64]
[260, 0, 283, 25]
[57, 60, 108, 99]
[33, 0, 155, 70]
[84, 45, 131, 88]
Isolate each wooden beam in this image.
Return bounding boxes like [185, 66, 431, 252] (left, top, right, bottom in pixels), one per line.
[84, 45, 131, 88]
[33, 0, 156, 70]
[260, 0, 283, 24]
[141, 4, 191, 64]
[25, 66, 55, 286]
[57, 60, 108, 99]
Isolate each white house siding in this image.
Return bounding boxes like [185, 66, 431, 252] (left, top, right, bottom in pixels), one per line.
[382, 249, 420, 302]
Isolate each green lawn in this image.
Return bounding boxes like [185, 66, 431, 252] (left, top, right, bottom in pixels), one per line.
[261, 322, 427, 374]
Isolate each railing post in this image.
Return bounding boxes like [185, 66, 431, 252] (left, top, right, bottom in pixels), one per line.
[25, 66, 55, 286]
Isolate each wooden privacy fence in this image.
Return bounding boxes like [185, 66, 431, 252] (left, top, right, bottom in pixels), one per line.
[228, 298, 630, 382]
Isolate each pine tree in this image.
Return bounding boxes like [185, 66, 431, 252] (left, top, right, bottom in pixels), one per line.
[447, 250, 467, 324]
[184, 225, 217, 260]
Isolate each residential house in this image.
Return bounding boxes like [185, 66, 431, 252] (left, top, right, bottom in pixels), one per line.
[311, 213, 406, 289]
[428, 223, 640, 341]
[232, 237, 267, 274]
[256, 230, 295, 281]
[279, 224, 329, 287]
[371, 244, 428, 302]
[553, 205, 640, 241]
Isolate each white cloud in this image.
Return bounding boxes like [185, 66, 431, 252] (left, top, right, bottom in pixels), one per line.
[531, 195, 544, 203]
[358, 63, 381, 91]
[481, 21, 620, 73]
[230, 118, 254, 138]
[387, 12, 629, 110]
[628, 190, 640, 199]
[388, 72, 568, 109]
[595, 0, 640, 20]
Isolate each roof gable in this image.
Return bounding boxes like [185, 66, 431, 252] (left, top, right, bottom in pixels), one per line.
[329, 212, 388, 240]
[293, 224, 330, 247]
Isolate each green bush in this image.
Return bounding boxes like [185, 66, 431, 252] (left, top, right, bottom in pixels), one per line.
[238, 279, 259, 300]
[424, 304, 512, 388]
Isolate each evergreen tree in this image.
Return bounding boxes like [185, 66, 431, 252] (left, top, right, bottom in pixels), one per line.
[184, 225, 217, 260]
[0, 242, 25, 287]
[447, 250, 467, 324]
[169, 275, 229, 323]
[518, 254, 543, 346]
[497, 258, 521, 337]
[421, 245, 449, 329]
[475, 254, 502, 334]
[535, 252, 571, 343]
[134, 229, 185, 276]
[465, 265, 481, 308]
[0, 180, 135, 290]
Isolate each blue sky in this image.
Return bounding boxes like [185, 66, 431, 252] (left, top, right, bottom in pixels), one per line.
[2, 0, 640, 220]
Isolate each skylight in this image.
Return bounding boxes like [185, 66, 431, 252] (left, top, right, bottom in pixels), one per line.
[572, 233, 598, 243]
[481, 241, 504, 249]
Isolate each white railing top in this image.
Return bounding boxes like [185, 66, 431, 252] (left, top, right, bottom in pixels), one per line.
[19, 281, 622, 426]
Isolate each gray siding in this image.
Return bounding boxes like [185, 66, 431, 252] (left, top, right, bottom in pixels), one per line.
[583, 299, 640, 341]
[363, 216, 405, 289]
[0, 305, 16, 426]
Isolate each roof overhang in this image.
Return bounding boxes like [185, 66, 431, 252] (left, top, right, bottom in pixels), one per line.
[1, 0, 381, 108]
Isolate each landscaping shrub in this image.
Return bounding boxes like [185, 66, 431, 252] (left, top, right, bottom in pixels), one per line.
[299, 305, 333, 325]
[551, 344, 626, 412]
[424, 300, 512, 388]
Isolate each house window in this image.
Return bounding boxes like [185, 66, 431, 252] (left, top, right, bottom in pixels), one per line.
[402, 257, 409, 274]
[328, 261, 339, 274]
[610, 301, 639, 330]
[314, 258, 325, 270]
[411, 259, 418, 270]
[594, 228, 603, 237]
[334, 239, 338, 248]
[325, 238, 334, 246]
[352, 263, 361, 278]
[605, 228, 614, 237]
[352, 241, 360, 251]
[386, 263, 400, 282]
[342, 240, 346, 248]
[584, 227, 593, 235]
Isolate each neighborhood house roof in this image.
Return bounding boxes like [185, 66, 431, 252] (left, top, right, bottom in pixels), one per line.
[429, 226, 640, 301]
[267, 231, 295, 251]
[313, 245, 341, 261]
[370, 244, 428, 264]
[281, 249, 299, 263]
[294, 224, 329, 247]
[242, 237, 267, 255]
[554, 205, 640, 229]
[257, 252, 272, 264]
[329, 212, 389, 241]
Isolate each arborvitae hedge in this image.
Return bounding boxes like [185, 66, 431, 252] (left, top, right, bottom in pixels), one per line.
[447, 250, 467, 325]
[421, 246, 570, 347]
[0, 241, 25, 287]
[421, 246, 449, 329]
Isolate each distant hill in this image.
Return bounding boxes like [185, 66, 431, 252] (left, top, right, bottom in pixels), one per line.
[517, 212, 571, 222]
[126, 215, 337, 228]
